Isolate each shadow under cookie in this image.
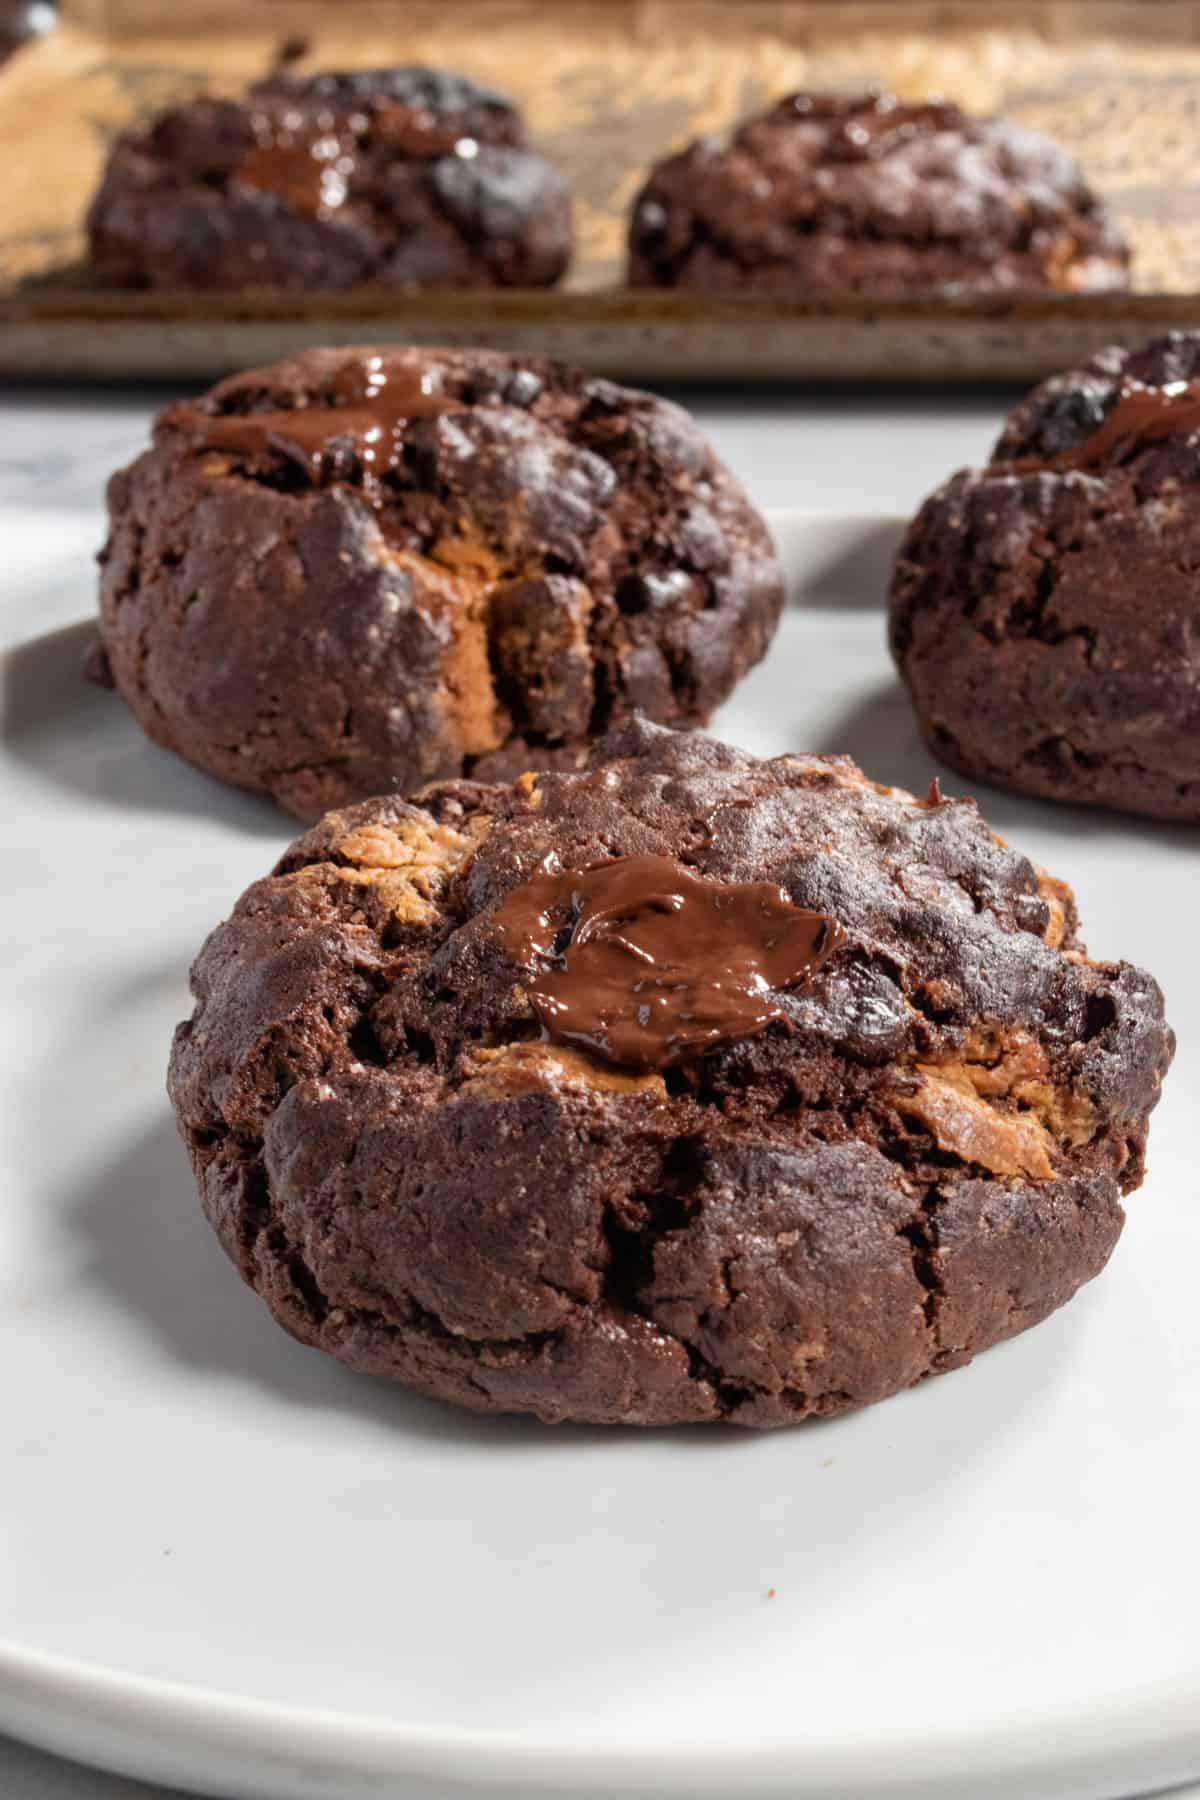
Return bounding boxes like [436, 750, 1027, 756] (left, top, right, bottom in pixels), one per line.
[1, 619, 285, 838]
[64, 1112, 779, 1453]
[817, 677, 1200, 857]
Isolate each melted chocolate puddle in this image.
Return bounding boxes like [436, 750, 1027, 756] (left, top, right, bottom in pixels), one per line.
[491, 852, 844, 1072]
[1011, 377, 1200, 475]
[191, 355, 456, 493]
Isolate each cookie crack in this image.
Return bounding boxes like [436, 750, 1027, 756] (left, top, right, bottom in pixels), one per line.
[258, 1188, 571, 1362]
[389, 1289, 565, 1361]
[898, 1184, 945, 1347]
[598, 1192, 757, 1417]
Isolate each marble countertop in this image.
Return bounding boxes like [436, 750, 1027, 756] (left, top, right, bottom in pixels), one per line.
[0, 379, 1010, 538]
[1, 376, 1192, 1800]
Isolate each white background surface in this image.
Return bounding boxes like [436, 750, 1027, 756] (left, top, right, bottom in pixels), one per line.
[1, 378, 1194, 1800]
[0, 380, 1009, 521]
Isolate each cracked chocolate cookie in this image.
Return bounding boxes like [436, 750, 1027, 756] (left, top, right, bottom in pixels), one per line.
[86, 66, 572, 290]
[168, 718, 1173, 1427]
[890, 332, 1200, 820]
[94, 346, 782, 820]
[627, 92, 1129, 296]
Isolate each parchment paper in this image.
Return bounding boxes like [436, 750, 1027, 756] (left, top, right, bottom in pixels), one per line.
[4, 0, 1200, 292]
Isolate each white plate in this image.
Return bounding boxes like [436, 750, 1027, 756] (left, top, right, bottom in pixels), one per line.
[1, 512, 1197, 1800]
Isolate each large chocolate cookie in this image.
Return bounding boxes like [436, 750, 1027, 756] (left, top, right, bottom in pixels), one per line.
[628, 92, 1128, 296]
[86, 66, 572, 290]
[890, 331, 1200, 820]
[168, 719, 1173, 1428]
[95, 346, 782, 820]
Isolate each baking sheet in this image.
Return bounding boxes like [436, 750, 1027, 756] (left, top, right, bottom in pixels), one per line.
[7, 0, 1200, 379]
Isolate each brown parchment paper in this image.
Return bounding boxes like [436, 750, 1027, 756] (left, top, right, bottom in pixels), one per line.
[6, 0, 1200, 379]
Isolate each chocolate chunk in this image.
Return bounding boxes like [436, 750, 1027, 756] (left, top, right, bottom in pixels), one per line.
[491, 853, 843, 1069]
[189, 355, 454, 490]
[1003, 376, 1200, 474]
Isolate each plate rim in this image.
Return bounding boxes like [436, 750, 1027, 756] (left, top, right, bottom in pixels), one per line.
[3, 1636, 1200, 1800]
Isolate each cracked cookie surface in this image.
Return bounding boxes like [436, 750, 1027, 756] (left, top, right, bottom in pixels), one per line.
[95, 346, 782, 820]
[86, 66, 572, 291]
[890, 331, 1200, 819]
[167, 719, 1173, 1427]
[627, 92, 1128, 297]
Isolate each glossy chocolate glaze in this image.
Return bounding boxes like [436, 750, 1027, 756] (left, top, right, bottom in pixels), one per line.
[232, 67, 515, 214]
[191, 356, 455, 486]
[1027, 378, 1200, 473]
[236, 122, 359, 213]
[491, 852, 844, 1071]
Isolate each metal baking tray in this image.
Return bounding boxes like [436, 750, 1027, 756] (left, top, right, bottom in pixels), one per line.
[6, 0, 1200, 381]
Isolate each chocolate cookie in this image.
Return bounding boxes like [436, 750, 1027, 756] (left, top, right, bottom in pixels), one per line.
[86, 66, 572, 290]
[628, 92, 1128, 296]
[167, 719, 1173, 1428]
[890, 331, 1200, 820]
[94, 346, 782, 820]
